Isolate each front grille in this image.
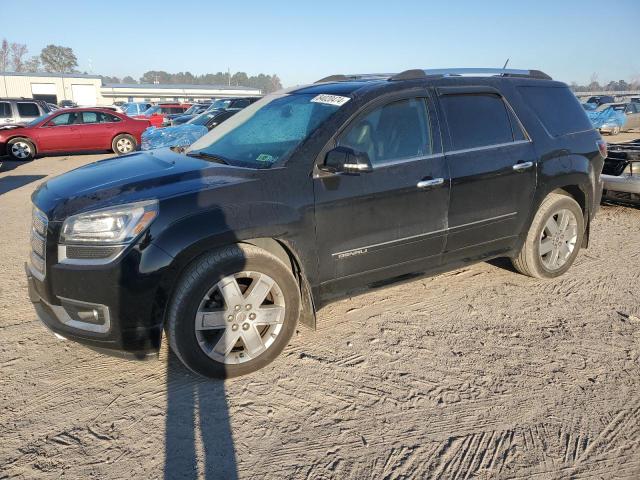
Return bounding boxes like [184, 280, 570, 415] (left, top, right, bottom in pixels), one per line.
[30, 207, 48, 279]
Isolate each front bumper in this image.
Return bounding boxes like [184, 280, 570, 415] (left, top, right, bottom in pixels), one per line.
[602, 173, 640, 195]
[26, 240, 175, 359]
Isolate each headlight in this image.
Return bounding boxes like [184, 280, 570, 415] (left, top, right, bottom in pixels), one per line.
[60, 200, 158, 244]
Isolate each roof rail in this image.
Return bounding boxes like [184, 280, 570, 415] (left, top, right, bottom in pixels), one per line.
[389, 68, 552, 81]
[314, 73, 393, 84]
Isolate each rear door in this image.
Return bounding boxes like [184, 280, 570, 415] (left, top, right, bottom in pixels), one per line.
[437, 87, 537, 260]
[74, 111, 117, 149]
[314, 93, 450, 287]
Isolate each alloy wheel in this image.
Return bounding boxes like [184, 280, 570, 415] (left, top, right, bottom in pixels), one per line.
[194, 271, 286, 365]
[11, 141, 31, 159]
[539, 208, 578, 270]
[116, 138, 133, 153]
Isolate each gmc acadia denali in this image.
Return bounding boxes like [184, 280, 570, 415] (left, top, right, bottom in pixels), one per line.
[26, 68, 605, 378]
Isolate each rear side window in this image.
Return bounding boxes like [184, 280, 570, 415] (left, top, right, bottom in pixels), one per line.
[0, 102, 11, 117]
[81, 111, 99, 124]
[441, 94, 514, 150]
[17, 102, 41, 117]
[518, 86, 592, 137]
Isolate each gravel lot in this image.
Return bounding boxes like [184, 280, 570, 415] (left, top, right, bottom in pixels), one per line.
[1, 140, 639, 479]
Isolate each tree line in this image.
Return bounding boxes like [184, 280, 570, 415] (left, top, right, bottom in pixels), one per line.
[570, 73, 640, 92]
[0, 38, 282, 93]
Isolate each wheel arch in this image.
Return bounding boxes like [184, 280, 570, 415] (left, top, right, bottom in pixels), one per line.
[5, 135, 38, 155]
[155, 236, 317, 334]
[240, 237, 316, 330]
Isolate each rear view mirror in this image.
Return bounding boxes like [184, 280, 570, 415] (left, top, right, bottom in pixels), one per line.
[323, 146, 373, 174]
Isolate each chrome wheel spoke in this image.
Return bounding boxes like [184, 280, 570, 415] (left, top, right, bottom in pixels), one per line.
[195, 310, 228, 330]
[544, 216, 559, 234]
[241, 327, 265, 356]
[254, 305, 285, 325]
[245, 274, 275, 306]
[539, 238, 553, 255]
[213, 328, 240, 356]
[218, 276, 244, 308]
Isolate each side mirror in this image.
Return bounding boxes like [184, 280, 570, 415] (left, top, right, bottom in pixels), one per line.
[323, 146, 373, 174]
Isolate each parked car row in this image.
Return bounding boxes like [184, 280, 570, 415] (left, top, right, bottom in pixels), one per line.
[583, 101, 640, 135]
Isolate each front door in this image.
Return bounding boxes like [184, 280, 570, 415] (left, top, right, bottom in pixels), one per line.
[437, 88, 537, 260]
[314, 95, 450, 290]
[35, 112, 81, 152]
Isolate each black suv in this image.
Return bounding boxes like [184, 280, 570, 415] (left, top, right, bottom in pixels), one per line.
[26, 68, 604, 378]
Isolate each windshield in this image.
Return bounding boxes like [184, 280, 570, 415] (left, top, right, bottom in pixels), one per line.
[143, 106, 160, 116]
[206, 99, 232, 111]
[188, 111, 218, 126]
[27, 112, 53, 126]
[183, 104, 204, 115]
[187, 93, 343, 169]
[123, 103, 140, 114]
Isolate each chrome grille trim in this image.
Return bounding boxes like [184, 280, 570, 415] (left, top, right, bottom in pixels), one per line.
[30, 207, 48, 280]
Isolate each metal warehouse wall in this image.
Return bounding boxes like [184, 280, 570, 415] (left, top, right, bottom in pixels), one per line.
[0, 73, 103, 104]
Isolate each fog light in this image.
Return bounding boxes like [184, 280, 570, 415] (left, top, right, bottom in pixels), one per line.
[59, 298, 108, 326]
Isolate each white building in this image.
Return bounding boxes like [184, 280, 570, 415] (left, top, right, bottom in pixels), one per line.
[0, 72, 261, 106]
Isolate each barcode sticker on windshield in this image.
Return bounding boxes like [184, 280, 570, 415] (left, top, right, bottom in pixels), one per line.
[310, 94, 351, 107]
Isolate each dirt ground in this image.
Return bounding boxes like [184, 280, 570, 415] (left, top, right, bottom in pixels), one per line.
[1, 137, 639, 479]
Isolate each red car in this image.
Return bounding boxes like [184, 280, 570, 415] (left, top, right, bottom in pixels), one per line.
[133, 103, 192, 128]
[0, 108, 150, 161]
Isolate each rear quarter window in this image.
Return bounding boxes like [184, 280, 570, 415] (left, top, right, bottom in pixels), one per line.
[518, 86, 592, 137]
[17, 102, 41, 117]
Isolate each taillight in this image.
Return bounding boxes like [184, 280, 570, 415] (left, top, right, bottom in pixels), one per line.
[596, 140, 607, 158]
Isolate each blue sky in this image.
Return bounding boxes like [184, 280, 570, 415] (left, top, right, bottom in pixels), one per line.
[2, 0, 638, 86]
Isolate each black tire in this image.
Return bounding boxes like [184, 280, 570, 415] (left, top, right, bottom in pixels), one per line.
[166, 244, 300, 379]
[7, 137, 35, 161]
[111, 134, 137, 155]
[512, 193, 585, 279]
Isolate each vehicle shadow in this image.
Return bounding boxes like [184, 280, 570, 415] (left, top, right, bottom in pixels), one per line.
[0, 174, 46, 195]
[165, 353, 237, 480]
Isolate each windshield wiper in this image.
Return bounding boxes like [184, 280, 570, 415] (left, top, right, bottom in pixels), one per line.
[185, 151, 229, 165]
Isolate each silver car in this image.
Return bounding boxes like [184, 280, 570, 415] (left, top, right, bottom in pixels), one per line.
[0, 98, 51, 126]
[601, 140, 640, 204]
[599, 102, 640, 135]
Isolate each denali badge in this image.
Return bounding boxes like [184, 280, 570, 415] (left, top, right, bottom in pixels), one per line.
[337, 248, 368, 259]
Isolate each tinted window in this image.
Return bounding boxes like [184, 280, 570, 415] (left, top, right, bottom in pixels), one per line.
[17, 102, 40, 117]
[233, 99, 250, 108]
[518, 86, 593, 137]
[48, 113, 77, 126]
[339, 98, 432, 166]
[102, 112, 121, 122]
[81, 111, 99, 123]
[441, 94, 513, 150]
[0, 102, 11, 117]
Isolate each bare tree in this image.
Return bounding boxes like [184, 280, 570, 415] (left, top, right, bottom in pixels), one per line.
[24, 56, 41, 72]
[10, 42, 28, 72]
[0, 39, 9, 71]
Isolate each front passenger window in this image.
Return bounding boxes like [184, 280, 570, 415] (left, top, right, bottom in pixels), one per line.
[338, 98, 432, 166]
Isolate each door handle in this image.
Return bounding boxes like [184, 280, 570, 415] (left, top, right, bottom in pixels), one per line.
[512, 161, 534, 172]
[417, 178, 444, 189]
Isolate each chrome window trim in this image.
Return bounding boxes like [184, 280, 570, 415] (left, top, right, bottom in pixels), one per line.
[332, 212, 518, 257]
[445, 139, 531, 156]
[373, 152, 445, 169]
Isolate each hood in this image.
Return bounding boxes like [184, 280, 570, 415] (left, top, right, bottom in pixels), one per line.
[0, 123, 25, 131]
[32, 148, 256, 220]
